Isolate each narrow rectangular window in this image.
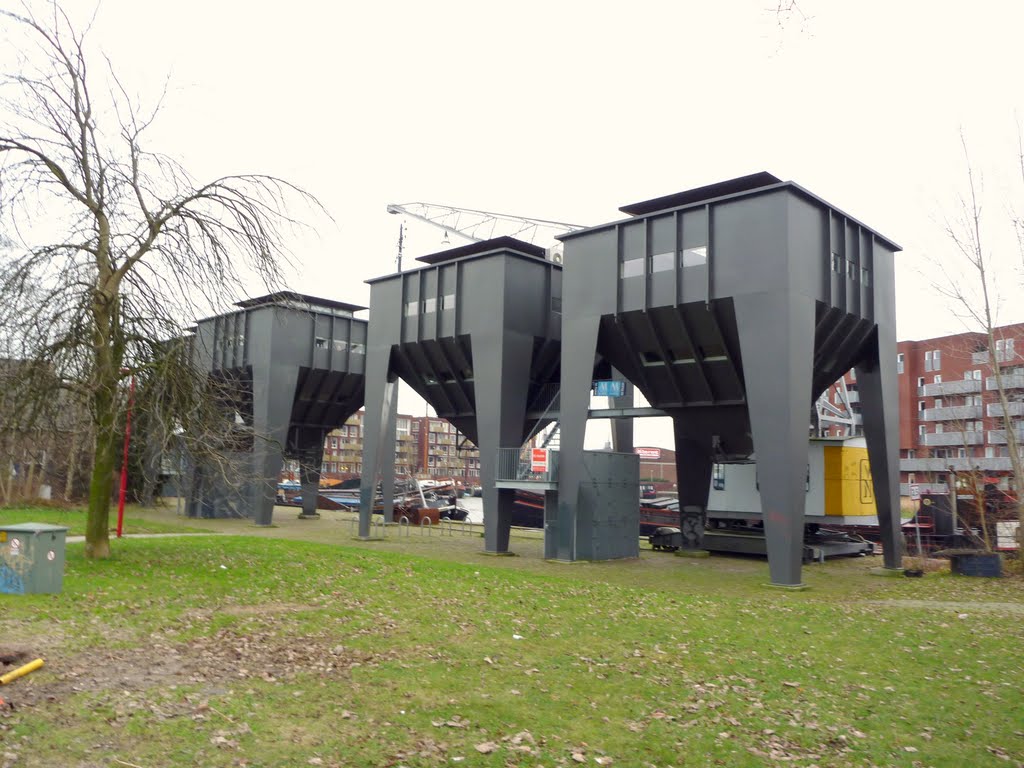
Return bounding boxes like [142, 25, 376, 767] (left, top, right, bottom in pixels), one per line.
[650, 251, 675, 272]
[712, 464, 726, 491]
[681, 246, 708, 268]
[897, 353, 905, 374]
[620, 257, 644, 278]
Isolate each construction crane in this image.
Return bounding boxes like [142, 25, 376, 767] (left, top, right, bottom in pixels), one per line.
[386, 202, 586, 271]
[814, 376, 861, 438]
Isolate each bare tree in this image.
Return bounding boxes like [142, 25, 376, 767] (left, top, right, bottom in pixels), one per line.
[935, 132, 1024, 549]
[0, 4, 320, 557]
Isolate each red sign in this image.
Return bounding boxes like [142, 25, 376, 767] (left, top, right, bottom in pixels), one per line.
[531, 448, 549, 473]
[634, 447, 662, 461]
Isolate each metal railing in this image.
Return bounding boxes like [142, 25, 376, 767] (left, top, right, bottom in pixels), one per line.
[920, 405, 982, 422]
[496, 446, 560, 483]
[920, 431, 983, 446]
[986, 401, 1024, 418]
[920, 379, 981, 397]
[986, 373, 1024, 391]
[901, 457, 1016, 472]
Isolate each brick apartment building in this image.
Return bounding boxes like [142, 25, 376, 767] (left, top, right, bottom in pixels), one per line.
[283, 410, 481, 485]
[897, 322, 1024, 498]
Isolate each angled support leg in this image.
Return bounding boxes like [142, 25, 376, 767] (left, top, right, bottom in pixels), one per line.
[297, 429, 327, 520]
[856, 332, 902, 570]
[673, 423, 714, 552]
[554, 316, 601, 561]
[474, 331, 534, 554]
[359, 343, 393, 539]
[735, 293, 817, 587]
[250, 364, 299, 526]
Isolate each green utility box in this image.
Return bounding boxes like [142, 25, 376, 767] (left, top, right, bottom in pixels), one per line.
[0, 523, 70, 595]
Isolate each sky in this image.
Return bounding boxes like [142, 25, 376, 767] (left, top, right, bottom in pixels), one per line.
[5, 0, 1024, 448]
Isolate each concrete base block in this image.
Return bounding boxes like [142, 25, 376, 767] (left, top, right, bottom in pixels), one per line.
[674, 549, 710, 558]
[763, 582, 810, 591]
[482, 551, 517, 557]
[297, 513, 321, 520]
[352, 537, 385, 542]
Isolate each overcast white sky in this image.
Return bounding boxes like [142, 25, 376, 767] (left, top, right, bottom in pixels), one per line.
[7, 0, 1024, 447]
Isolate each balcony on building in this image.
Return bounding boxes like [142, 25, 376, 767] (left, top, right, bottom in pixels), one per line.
[986, 373, 1024, 391]
[919, 379, 982, 397]
[920, 404, 982, 422]
[920, 431, 983, 446]
[900, 456, 1016, 472]
[987, 426, 1024, 445]
[986, 401, 1024, 418]
[972, 348, 1016, 365]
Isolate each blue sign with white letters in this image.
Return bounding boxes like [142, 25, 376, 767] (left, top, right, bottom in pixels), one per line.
[593, 380, 625, 397]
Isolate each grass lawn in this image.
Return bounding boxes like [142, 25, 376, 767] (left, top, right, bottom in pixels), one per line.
[0, 504, 211, 536]
[1, 528, 1022, 767]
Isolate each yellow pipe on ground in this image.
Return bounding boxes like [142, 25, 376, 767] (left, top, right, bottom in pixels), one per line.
[0, 658, 44, 685]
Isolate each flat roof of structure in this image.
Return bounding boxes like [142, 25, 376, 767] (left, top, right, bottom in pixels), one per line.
[367, 236, 553, 284]
[233, 291, 367, 313]
[619, 172, 783, 216]
[561, 172, 901, 252]
[415, 236, 547, 264]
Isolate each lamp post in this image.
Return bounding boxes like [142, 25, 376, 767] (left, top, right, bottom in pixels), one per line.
[116, 373, 136, 538]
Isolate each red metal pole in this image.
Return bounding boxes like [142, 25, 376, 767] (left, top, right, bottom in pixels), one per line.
[116, 374, 136, 538]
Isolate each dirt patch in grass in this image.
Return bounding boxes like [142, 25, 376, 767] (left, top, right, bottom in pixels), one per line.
[4, 618, 400, 709]
[866, 598, 1024, 614]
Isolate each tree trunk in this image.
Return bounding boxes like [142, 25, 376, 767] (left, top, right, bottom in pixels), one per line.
[85, 333, 120, 558]
[85, 405, 117, 559]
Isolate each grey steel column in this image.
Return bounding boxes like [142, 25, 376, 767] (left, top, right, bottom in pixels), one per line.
[543, 489, 559, 559]
[474, 330, 534, 553]
[377, 382, 399, 523]
[735, 292, 816, 587]
[673, 425, 713, 550]
[250, 364, 299, 526]
[856, 337, 903, 570]
[554, 316, 601, 561]
[359, 342, 392, 538]
[298, 432, 325, 519]
[609, 375, 634, 453]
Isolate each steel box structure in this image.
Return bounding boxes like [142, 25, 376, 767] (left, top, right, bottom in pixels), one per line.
[358, 238, 561, 552]
[188, 292, 367, 524]
[555, 173, 902, 587]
